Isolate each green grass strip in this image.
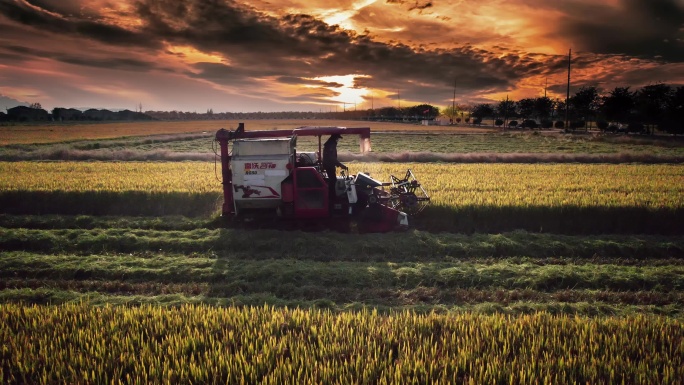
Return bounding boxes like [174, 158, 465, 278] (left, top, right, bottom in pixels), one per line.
[1, 227, 682, 260]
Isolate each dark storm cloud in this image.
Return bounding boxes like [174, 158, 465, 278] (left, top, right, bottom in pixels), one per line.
[24, 0, 87, 16]
[0, 0, 158, 47]
[187, 62, 256, 86]
[129, 0, 527, 101]
[132, 0, 298, 50]
[0, 43, 165, 72]
[1, 0, 573, 104]
[385, 0, 433, 12]
[408, 2, 433, 12]
[554, 0, 684, 61]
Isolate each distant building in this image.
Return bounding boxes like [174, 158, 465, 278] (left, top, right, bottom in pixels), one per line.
[421, 117, 450, 126]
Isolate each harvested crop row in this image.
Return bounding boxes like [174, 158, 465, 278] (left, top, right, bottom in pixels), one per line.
[2, 228, 683, 260]
[4, 279, 681, 307]
[1, 252, 681, 298]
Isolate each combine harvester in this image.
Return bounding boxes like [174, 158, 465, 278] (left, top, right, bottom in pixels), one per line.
[214, 123, 429, 232]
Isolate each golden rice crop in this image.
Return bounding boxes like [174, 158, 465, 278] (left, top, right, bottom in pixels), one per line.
[1, 161, 682, 209]
[1, 303, 682, 384]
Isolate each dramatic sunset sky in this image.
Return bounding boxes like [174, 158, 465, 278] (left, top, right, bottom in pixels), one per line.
[1, 0, 683, 112]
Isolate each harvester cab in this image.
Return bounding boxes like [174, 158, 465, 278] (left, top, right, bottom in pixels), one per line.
[214, 123, 429, 232]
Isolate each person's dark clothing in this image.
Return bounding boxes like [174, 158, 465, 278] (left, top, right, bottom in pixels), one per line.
[323, 135, 346, 203]
[323, 137, 344, 170]
[325, 165, 337, 202]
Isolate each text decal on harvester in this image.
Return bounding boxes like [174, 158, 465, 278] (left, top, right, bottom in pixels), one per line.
[244, 162, 277, 170]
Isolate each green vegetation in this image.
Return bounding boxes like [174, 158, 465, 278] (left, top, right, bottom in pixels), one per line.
[0, 223, 682, 315]
[0, 222, 682, 260]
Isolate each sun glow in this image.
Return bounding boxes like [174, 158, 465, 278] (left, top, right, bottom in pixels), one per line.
[310, 74, 371, 108]
[165, 44, 226, 64]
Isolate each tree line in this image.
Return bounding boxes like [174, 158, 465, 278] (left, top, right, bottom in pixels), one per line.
[143, 104, 440, 122]
[2, 83, 682, 135]
[0, 104, 153, 123]
[467, 84, 684, 135]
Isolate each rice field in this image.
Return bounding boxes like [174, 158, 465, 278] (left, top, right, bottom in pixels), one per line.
[2, 304, 682, 384]
[1, 162, 682, 209]
[0, 120, 683, 384]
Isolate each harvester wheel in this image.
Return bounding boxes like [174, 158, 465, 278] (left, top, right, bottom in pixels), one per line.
[367, 194, 378, 205]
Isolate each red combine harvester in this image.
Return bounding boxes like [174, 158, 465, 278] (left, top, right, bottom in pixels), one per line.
[215, 123, 429, 232]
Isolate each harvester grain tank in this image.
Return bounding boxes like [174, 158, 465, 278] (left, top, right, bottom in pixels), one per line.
[214, 123, 429, 232]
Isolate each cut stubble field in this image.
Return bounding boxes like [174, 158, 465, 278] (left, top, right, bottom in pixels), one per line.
[0, 119, 495, 145]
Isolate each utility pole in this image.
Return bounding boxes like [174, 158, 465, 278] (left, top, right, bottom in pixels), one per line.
[544, 78, 548, 98]
[565, 49, 571, 131]
[452, 79, 456, 124]
[504, 94, 509, 130]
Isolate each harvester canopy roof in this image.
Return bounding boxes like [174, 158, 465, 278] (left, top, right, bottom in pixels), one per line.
[216, 124, 371, 153]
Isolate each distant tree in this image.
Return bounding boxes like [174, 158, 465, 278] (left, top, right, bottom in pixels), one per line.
[496, 98, 515, 128]
[521, 119, 538, 129]
[471, 104, 494, 120]
[508, 120, 518, 128]
[569, 86, 600, 130]
[540, 120, 553, 129]
[533, 97, 554, 121]
[553, 99, 566, 120]
[29, 102, 42, 109]
[570, 120, 585, 130]
[596, 120, 609, 131]
[442, 105, 461, 124]
[495, 119, 504, 127]
[377, 107, 401, 120]
[601, 87, 635, 124]
[661, 86, 684, 135]
[635, 83, 672, 134]
[409, 104, 439, 120]
[516, 98, 535, 122]
[627, 122, 645, 134]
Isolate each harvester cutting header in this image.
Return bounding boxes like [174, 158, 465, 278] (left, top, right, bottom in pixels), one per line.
[215, 123, 429, 232]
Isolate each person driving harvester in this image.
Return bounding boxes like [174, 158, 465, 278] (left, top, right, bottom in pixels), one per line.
[323, 133, 348, 202]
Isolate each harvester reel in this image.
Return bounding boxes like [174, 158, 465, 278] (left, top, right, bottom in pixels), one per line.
[388, 169, 430, 216]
